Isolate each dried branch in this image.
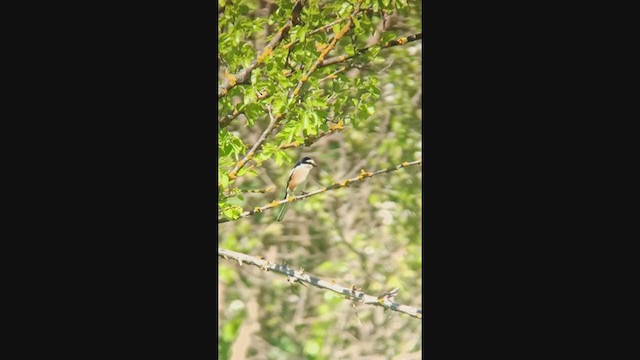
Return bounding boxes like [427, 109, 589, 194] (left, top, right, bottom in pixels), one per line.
[218, 0, 306, 97]
[318, 33, 422, 68]
[219, 159, 421, 223]
[218, 247, 423, 319]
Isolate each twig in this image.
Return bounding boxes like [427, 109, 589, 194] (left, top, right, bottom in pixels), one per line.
[281, 7, 369, 50]
[318, 33, 422, 68]
[277, 120, 344, 149]
[318, 66, 348, 84]
[219, 90, 271, 129]
[228, 106, 279, 180]
[289, 0, 363, 98]
[218, 247, 423, 319]
[219, 159, 421, 223]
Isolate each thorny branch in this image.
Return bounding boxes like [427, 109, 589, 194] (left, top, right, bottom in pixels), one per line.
[218, 247, 422, 319]
[219, 159, 421, 223]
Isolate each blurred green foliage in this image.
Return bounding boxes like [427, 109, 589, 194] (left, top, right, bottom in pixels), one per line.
[219, 0, 422, 358]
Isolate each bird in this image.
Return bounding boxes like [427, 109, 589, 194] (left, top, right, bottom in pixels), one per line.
[276, 156, 317, 221]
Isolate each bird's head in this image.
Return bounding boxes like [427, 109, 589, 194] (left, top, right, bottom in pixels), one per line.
[299, 157, 317, 167]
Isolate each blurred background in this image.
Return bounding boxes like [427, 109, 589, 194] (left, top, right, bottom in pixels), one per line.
[219, 0, 422, 358]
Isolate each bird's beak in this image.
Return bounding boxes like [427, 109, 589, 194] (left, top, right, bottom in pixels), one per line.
[310, 161, 317, 167]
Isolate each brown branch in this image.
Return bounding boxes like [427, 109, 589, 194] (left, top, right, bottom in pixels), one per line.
[218, 0, 305, 97]
[318, 33, 422, 68]
[219, 159, 421, 223]
[218, 247, 423, 319]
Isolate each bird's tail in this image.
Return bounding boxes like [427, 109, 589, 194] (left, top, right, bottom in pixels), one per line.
[276, 192, 289, 221]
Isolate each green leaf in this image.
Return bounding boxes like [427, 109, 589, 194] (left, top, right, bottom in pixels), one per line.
[381, 31, 398, 44]
[219, 173, 229, 189]
[227, 196, 244, 206]
[299, 25, 308, 42]
[223, 207, 243, 220]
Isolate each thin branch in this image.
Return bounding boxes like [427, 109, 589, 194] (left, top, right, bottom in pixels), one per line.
[218, 0, 306, 97]
[281, 7, 369, 50]
[318, 66, 348, 83]
[218, 247, 422, 319]
[219, 90, 270, 129]
[289, 0, 363, 98]
[221, 186, 275, 199]
[277, 120, 344, 149]
[318, 33, 422, 68]
[228, 106, 278, 180]
[238, 186, 276, 194]
[219, 158, 421, 223]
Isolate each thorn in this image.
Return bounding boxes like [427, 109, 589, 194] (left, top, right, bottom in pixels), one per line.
[378, 288, 400, 304]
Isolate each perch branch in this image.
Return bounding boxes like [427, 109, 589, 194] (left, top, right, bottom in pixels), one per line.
[218, 247, 422, 319]
[219, 159, 421, 223]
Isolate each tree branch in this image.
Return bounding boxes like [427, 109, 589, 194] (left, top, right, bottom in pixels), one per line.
[218, 247, 422, 319]
[277, 120, 344, 149]
[228, 105, 278, 180]
[219, 158, 421, 223]
[226, 3, 363, 178]
[219, 90, 270, 129]
[289, 1, 362, 98]
[218, 0, 306, 97]
[318, 33, 422, 68]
